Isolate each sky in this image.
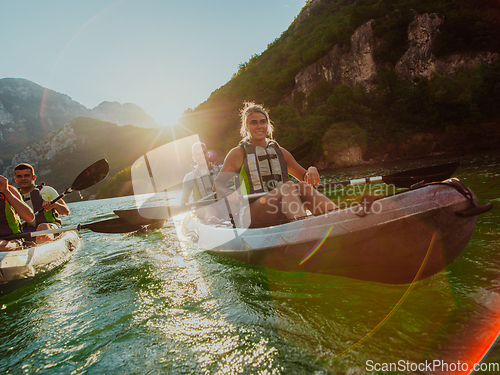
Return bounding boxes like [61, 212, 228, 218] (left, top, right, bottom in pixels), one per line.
[0, 0, 307, 127]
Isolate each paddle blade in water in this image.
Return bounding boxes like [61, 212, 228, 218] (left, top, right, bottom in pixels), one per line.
[382, 162, 460, 188]
[72, 159, 110, 191]
[81, 218, 147, 233]
[114, 206, 175, 223]
[290, 140, 313, 162]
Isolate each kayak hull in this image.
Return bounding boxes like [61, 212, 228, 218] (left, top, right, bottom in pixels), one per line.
[182, 182, 481, 284]
[0, 231, 81, 296]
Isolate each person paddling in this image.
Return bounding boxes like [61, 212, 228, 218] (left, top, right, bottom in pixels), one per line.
[0, 175, 34, 250]
[14, 163, 70, 242]
[181, 142, 220, 204]
[213, 101, 337, 227]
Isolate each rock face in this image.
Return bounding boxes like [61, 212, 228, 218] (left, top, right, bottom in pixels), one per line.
[396, 13, 500, 79]
[292, 20, 380, 98]
[5, 125, 77, 178]
[291, 12, 500, 99]
[294, 0, 322, 27]
[0, 78, 90, 134]
[287, 9, 500, 168]
[395, 13, 445, 79]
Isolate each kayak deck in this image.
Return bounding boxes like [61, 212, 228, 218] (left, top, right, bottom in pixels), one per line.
[0, 231, 81, 296]
[182, 180, 489, 284]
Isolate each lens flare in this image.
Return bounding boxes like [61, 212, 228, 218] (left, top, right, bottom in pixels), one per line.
[299, 225, 333, 265]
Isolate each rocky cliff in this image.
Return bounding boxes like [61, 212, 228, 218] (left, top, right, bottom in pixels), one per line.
[291, 20, 380, 99]
[282, 7, 500, 168]
[5, 124, 78, 178]
[291, 12, 500, 100]
[397, 13, 500, 79]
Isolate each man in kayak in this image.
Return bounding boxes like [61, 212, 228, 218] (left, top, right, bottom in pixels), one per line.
[181, 142, 220, 204]
[14, 163, 70, 242]
[213, 101, 337, 227]
[0, 174, 35, 250]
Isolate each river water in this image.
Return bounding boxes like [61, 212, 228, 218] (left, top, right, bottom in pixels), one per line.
[1, 150, 499, 374]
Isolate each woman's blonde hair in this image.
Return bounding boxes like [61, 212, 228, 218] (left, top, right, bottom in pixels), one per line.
[239, 101, 274, 140]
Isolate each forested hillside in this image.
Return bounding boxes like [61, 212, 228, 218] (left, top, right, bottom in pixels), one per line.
[180, 0, 500, 168]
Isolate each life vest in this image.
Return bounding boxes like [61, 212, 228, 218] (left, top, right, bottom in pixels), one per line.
[239, 140, 288, 194]
[192, 165, 218, 201]
[21, 184, 61, 227]
[0, 192, 22, 237]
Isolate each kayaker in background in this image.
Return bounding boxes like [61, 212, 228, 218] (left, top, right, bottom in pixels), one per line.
[0, 174, 35, 250]
[14, 163, 70, 243]
[213, 101, 337, 227]
[181, 142, 220, 205]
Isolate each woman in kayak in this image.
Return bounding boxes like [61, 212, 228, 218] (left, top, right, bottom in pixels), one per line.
[213, 101, 337, 227]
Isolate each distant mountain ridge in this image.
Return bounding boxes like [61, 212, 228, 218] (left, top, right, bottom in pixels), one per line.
[0, 78, 160, 168]
[91, 101, 159, 128]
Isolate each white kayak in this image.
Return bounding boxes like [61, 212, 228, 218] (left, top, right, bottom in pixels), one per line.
[0, 231, 81, 296]
[182, 179, 492, 284]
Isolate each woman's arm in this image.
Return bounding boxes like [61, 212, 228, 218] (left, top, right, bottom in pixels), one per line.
[213, 146, 245, 198]
[281, 147, 320, 186]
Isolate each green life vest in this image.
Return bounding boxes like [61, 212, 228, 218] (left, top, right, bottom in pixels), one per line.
[0, 192, 22, 236]
[239, 140, 288, 194]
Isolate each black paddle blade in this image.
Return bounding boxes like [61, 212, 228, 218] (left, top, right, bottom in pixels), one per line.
[290, 140, 313, 162]
[72, 159, 110, 191]
[382, 161, 460, 188]
[114, 206, 177, 224]
[81, 218, 147, 233]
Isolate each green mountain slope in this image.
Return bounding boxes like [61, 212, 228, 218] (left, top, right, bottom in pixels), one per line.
[180, 0, 500, 167]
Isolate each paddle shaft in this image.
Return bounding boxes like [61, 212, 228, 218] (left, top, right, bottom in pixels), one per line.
[317, 162, 459, 190]
[113, 161, 460, 222]
[0, 225, 83, 241]
[0, 217, 152, 241]
[316, 176, 383, 190]
[198, 160, 459, 201]
[33, 188, 73, 216]
[33, 159, 109, 215]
